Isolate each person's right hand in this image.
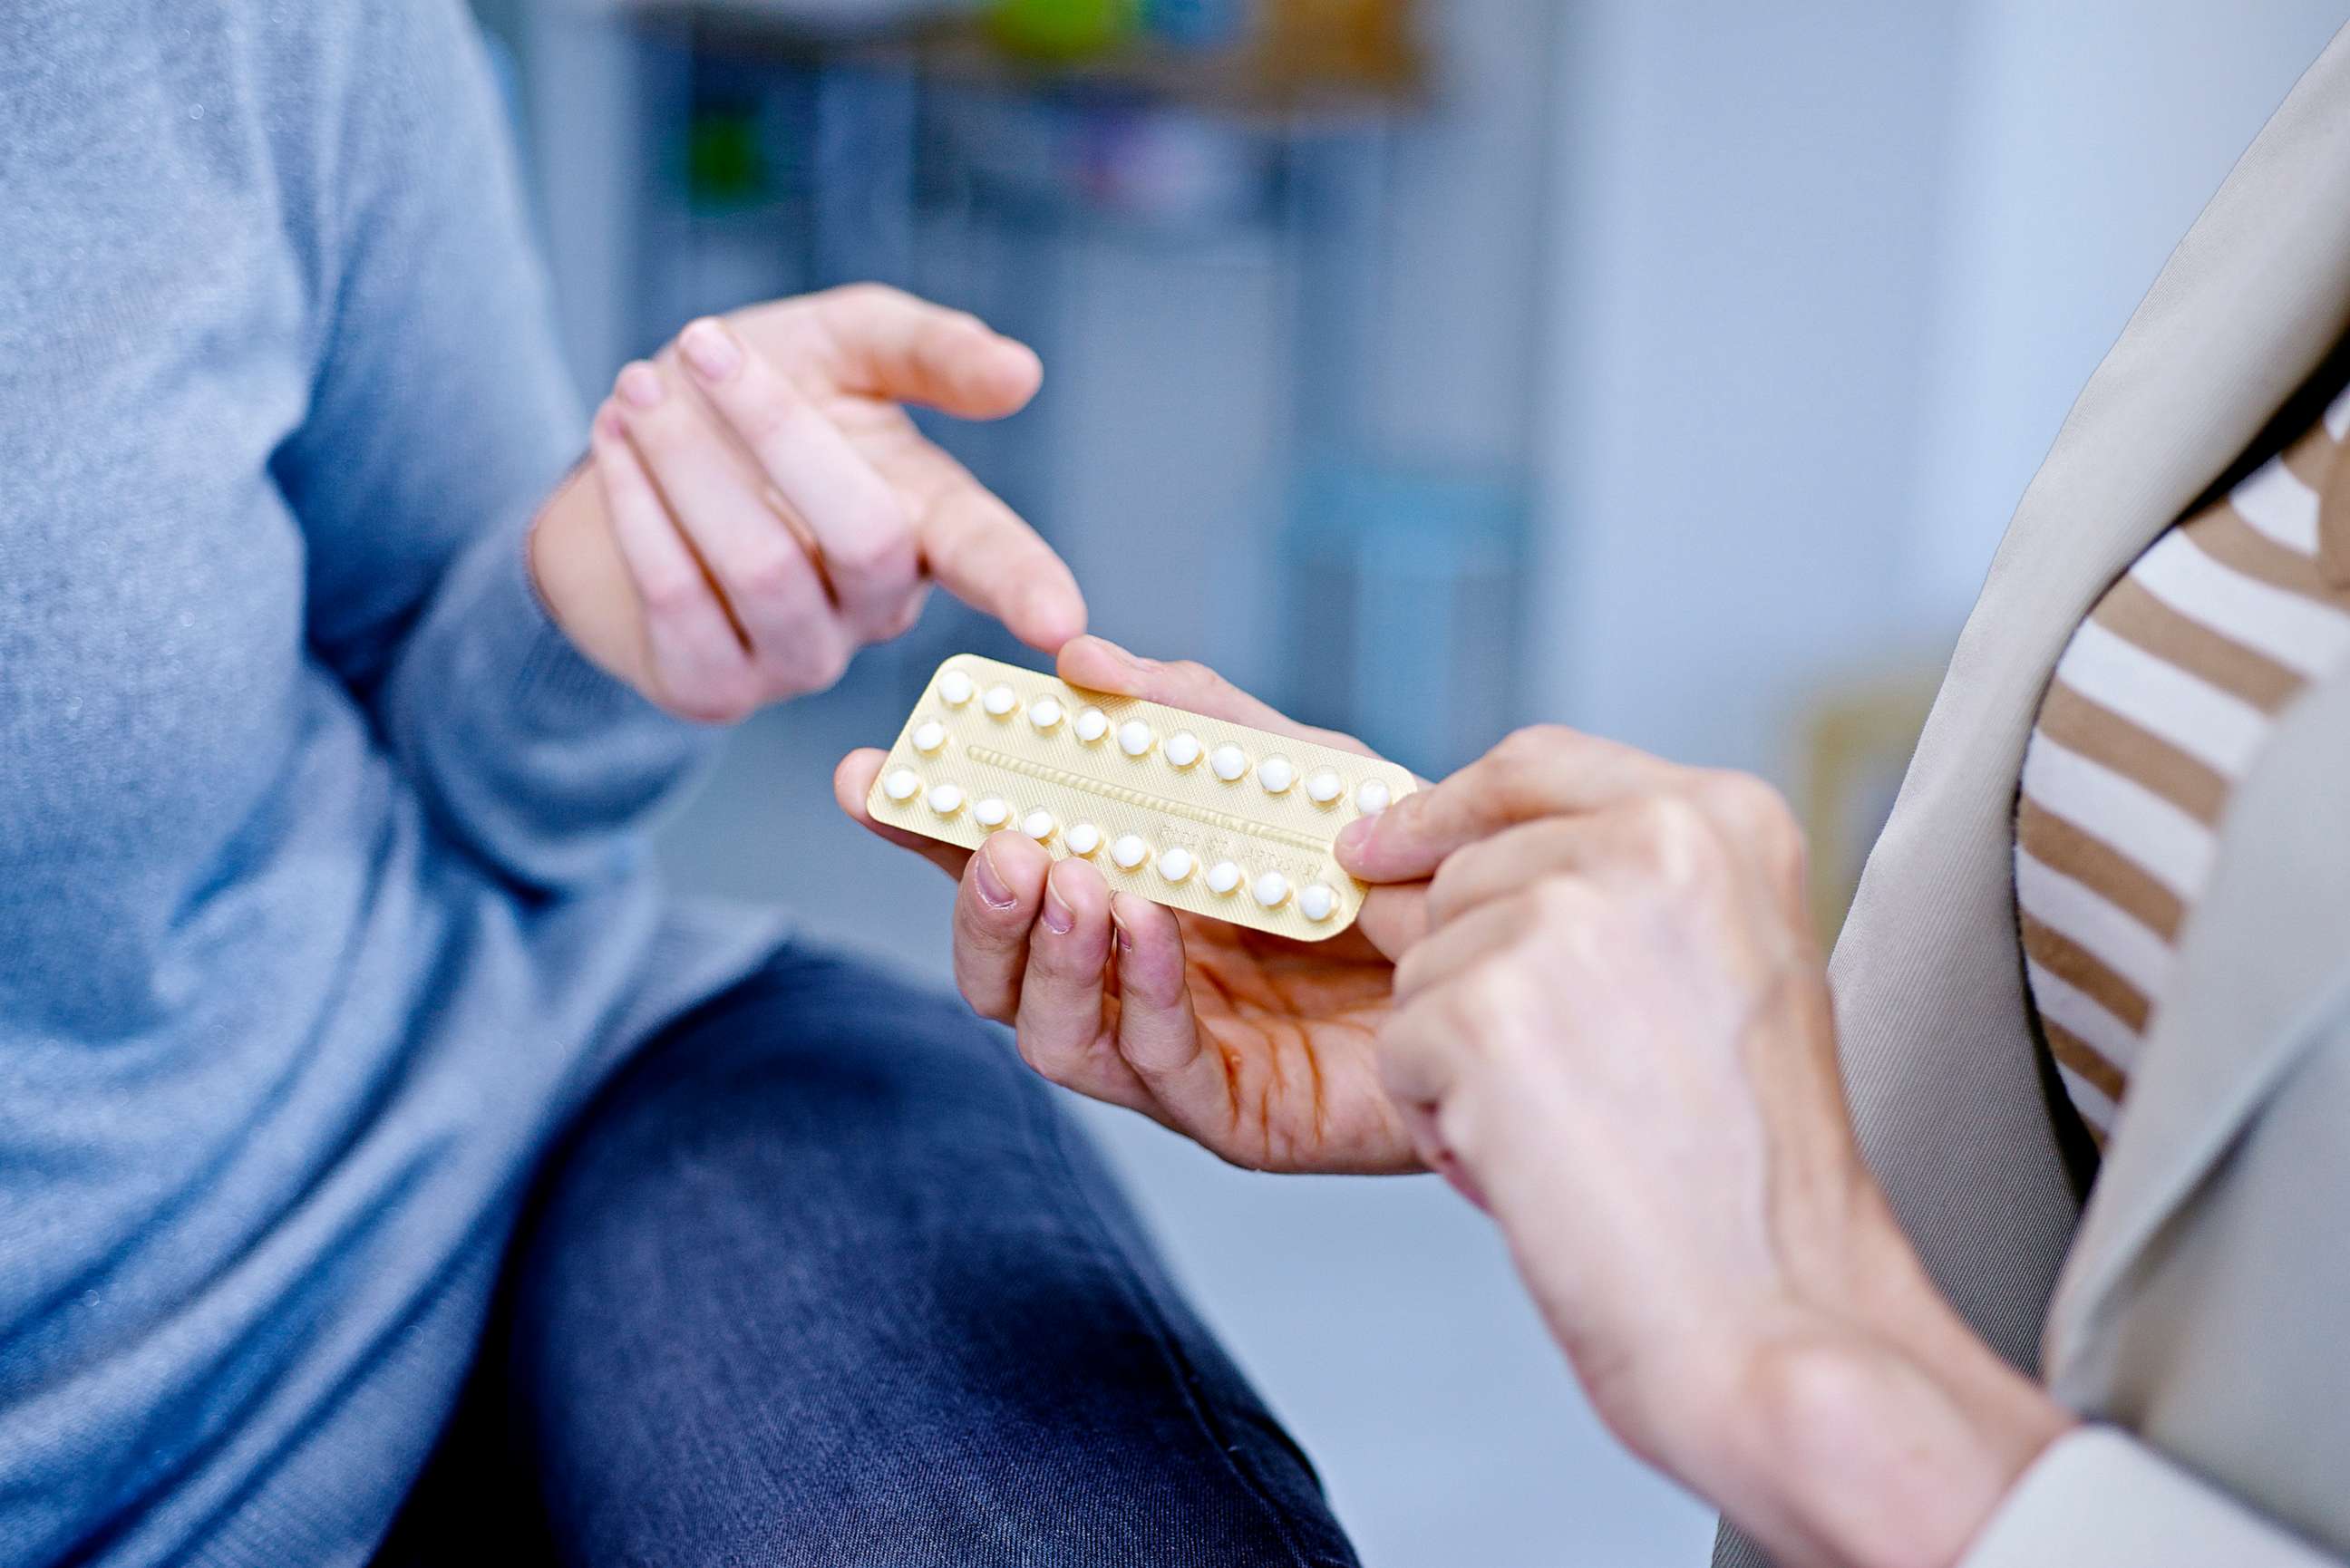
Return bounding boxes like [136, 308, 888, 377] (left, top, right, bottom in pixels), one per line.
[835, 636, 1426, 1174]
[532, 285, 1083, 723]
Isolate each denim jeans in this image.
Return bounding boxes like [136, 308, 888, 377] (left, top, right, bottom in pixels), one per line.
[375, 943, 1357, 1567]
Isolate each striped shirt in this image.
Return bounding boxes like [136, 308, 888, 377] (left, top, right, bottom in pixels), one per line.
[2017, 380, 2350, 1146]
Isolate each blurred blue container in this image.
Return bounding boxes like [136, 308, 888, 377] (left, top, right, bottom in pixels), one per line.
[1281, 460, 1525, 775]
[1143, 0, 1248, 49]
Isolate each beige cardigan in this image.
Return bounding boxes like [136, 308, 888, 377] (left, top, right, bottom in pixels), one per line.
[1717, 22, 2350, 1568]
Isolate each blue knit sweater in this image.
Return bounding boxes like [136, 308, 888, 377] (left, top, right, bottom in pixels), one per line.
[0, 5, 779, 1563]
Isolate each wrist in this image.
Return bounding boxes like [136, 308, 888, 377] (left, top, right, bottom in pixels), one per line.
[527, 457, 655, 692]
[1704, 1302, 2073, 1568]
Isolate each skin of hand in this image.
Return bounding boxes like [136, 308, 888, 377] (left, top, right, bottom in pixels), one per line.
[530, 284, 1085, 721]
[1340, 727, 2075, 1568]
[835, 636, 1428, 1174]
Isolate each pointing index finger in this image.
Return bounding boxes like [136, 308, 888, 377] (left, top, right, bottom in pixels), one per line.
[914, 466, 1088, 652]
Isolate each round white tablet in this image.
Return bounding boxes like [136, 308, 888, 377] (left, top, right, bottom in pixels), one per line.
[1117, 719, 1153, 757]
[938, 670, 976, 706]
[1209, 744, 1248, 781]
[1298, 883, 1339, 923]
[912, 721, 947, 754]
[1251, 871, 1290, 909]
[1163, 731, 1202, 769]
[1111, 834, 1150, 869]
[1205, 860, 1244, 895]
[1023, 808, 1055, 841]
[1257, 755, 1296, 794]
[1157, 847, 1196, 883]
[1065, 822, 1102, 856]
[927, 783, 965, 816]
[1305, 768, 1343, 804]
[973, 796, 1012, 828]
[1026, 697, 1063, 731]
[1073, 706, 1109, 742]
[982, 683, 1018, 717]
[882, 768, 920, 801]
[1354, 779, 1392, 815]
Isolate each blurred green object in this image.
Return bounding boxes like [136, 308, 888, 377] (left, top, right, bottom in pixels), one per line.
[984, 0, 1141, 61]
[684, 104, 768, 209]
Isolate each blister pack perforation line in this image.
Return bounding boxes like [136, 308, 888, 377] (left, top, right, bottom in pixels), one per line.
[866, 655, 1419, 942]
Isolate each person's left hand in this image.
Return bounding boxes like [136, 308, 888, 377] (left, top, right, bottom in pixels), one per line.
[1338, 728, 2071, 1568]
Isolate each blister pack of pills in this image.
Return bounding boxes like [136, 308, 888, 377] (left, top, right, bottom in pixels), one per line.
[867, 655, 1418, 942]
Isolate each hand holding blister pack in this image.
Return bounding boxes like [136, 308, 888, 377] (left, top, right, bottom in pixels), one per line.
[840, 636, 1428, 1175]
[866, 655, 1418, 940]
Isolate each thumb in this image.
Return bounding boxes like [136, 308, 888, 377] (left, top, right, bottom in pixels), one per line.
[807, 284, 1042, 420]
[1055, 636, 1375, 754]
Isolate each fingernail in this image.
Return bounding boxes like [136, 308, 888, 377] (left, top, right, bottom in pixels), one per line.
[678, 318, 743, 382]
[975, 843, 1016, 910]
[1109, 899, 1135, 953]
[1041, 880, 1074, 934]
[617, 362, 665, 409]
[1336, 817, 1375, 857]
[594, 406, 625, 441]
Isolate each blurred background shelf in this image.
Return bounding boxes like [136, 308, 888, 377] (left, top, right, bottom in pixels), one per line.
[487, 0, 1520, 779]
[619, 1, 1429, 117]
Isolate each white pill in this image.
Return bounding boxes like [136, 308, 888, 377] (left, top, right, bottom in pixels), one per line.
[1065, 822, 1102, 856]
[1111, 834, 1151, 869]
[938, 670, 976, 706]
[1298, 883, 1339, 923]
[1251, 871, 1290, 909]
[912, 721, 947, 754]
[1157, 847, 1196, 883]
[1023, 808, 1055, 841]
[982, 683, 1018, 716]
[927, 783, 965, 816]
[973, 796, 1012, 828]
[1354, 779, 1392, 815]
[1163, 731, 1202, 769]
[1305, 768, 1343, 804]
[883, 768, 921, 801]
[1117, 719, 1153, 757]
[1027, 697, 1063, 731]
[1073, 706, 1110, 742]
[1209, 744, 1248, 781]
[1257, 755, 1296, 794]
[1205, 860, 1244, 895]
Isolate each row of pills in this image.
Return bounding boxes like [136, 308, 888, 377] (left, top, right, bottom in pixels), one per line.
[879, 765, 1340, 920]
[928, 673, 1393, 817]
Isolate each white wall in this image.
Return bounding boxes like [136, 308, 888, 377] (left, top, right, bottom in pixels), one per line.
[1528, 1, 1966, 777]
[1527, 2, 2350, 781]
[1907, 0, 2350, 621]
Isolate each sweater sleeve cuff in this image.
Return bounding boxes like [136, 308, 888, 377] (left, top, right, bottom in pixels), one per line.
[374, 499, 726, 891]
[447, 499, 704, 741]
[1959, 1428, 2333, 1567]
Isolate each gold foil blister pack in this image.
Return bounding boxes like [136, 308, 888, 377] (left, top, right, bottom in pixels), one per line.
[867, 655, 1417, 941]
